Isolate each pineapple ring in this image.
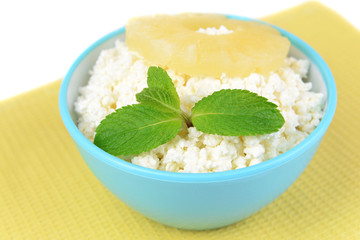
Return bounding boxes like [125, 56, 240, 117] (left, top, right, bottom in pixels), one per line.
[126, 13, 290, 78]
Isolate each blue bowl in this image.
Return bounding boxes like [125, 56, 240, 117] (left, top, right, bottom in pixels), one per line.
[59, 16, 337, 230]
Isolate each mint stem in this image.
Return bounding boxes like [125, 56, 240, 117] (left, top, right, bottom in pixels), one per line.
[181, 112, 193, 128]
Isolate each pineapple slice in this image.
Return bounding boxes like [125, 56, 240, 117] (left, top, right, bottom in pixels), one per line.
[126, 13, 290, 78]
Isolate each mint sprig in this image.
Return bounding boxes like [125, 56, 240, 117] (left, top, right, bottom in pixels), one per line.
[94, 66, 285, 156]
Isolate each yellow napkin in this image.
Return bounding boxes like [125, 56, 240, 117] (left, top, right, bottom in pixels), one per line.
[1, 2, 359, 239]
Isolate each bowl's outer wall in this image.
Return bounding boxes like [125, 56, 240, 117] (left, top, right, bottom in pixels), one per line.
[75, 138, 322, 230]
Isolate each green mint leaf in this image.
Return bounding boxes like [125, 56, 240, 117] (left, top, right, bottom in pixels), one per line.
[94, 104, 182, 156]
[147, 66, 180, 105]
[136, 87, 181, 113]
[191, 89, 285, 136]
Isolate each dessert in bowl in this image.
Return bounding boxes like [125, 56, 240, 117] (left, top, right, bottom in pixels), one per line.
[59, 14, 336, 230]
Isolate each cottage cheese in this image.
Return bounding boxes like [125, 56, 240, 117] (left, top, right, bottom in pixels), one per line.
[197, 25, 233, 35]
[74, 40, 324, 173]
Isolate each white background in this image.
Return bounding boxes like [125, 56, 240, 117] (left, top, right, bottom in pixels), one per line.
[0, 0, 359, 101]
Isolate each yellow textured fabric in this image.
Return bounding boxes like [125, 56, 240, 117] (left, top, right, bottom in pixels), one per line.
[1, 2, 359, 239]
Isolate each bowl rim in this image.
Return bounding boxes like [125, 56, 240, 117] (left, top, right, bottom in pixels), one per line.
[59, 15, 337, 183]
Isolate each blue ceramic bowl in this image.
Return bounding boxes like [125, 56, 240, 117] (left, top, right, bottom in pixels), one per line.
[59, 16, 336, 230]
